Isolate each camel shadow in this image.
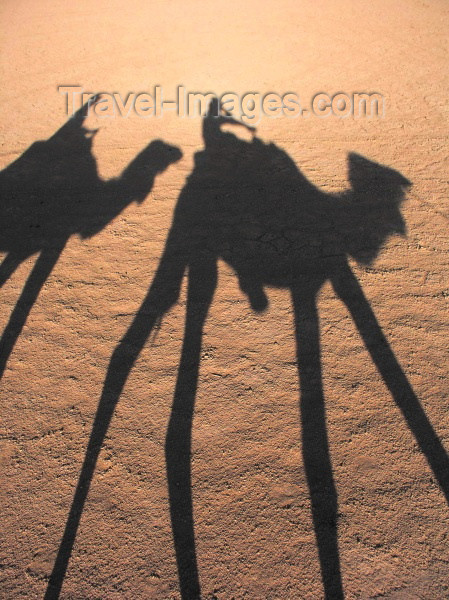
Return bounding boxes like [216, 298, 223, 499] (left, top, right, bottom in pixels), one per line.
[45, 103, 449, 599]
[0, 97, 182, 377]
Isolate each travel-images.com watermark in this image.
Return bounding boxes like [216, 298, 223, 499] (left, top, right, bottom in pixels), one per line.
[59, 86, 385, 124]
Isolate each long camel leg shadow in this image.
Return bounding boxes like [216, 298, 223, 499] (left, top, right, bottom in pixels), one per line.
[0, 245, 64, 378]
[165, 258, 216, 600]
[331, 261, 449, 504]
[44, 255, 184, 599]
[292, 281, 344, 600]
[0, 252, 27, 289]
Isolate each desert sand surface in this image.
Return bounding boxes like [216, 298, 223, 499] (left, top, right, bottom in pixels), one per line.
[1, 1, 448, 598]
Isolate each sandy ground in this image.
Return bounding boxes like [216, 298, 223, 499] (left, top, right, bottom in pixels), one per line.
[1, 0, 448, 598]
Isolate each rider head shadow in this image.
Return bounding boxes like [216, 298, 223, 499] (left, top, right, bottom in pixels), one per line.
[45, 100, 449, 600]
[0, 96, 182, 377]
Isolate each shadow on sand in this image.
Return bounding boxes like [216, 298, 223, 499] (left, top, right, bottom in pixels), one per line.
[40, 101, 448, 599]
[0, 96, 182, 378]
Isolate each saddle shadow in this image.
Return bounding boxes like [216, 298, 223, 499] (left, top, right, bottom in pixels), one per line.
[0, 96, 182, 377]
[46, 102, 449, 599]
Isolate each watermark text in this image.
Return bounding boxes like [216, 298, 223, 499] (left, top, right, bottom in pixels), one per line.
[59, 86, 385, 123]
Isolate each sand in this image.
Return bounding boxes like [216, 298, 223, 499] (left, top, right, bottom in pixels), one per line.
[1, 0, 448, 598]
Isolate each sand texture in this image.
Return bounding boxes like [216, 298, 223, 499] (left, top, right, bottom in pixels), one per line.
[1, 1, 448, 598]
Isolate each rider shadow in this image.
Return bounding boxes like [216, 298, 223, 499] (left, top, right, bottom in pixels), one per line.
[45, 102, 449, 599]
[0, 97, 182, 377]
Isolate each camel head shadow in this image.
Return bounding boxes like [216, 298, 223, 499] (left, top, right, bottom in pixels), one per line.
[341, 152, 410, 266]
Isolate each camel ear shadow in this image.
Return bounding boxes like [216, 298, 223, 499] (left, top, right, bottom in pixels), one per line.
[348, 152, 411, 194]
